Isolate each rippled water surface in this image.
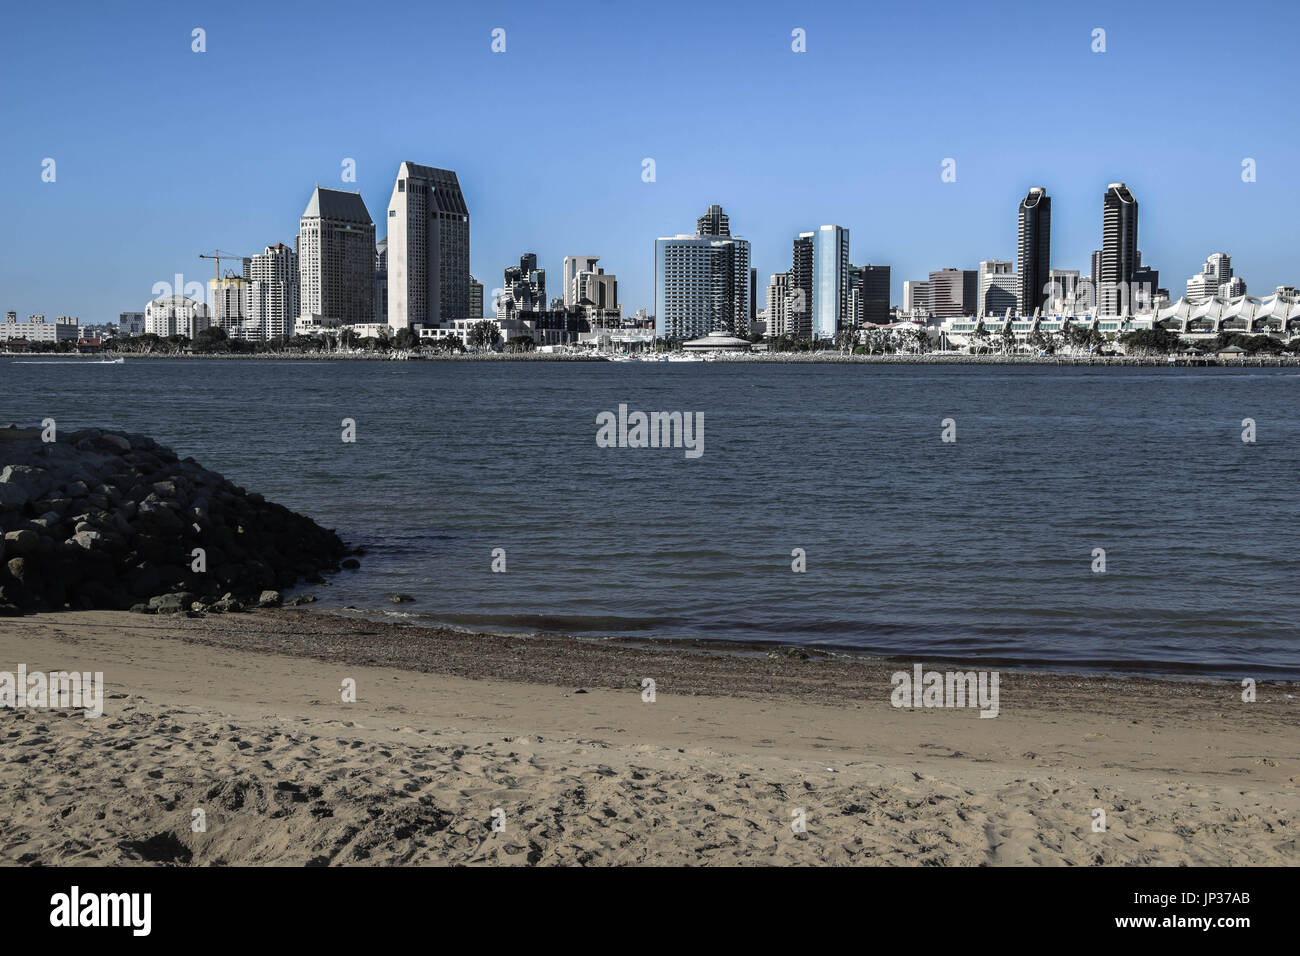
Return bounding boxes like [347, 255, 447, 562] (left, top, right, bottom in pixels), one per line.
[6, 358, 1299, 678]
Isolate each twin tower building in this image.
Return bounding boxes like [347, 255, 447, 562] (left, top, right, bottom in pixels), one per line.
[298, 162, 471, 333]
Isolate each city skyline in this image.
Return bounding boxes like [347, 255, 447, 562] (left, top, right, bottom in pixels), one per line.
[3, 0, 1298, 323]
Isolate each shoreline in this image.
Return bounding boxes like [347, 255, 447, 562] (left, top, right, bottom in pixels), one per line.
[2, 609, 1295, 865]
[6, 351, 1298, 366]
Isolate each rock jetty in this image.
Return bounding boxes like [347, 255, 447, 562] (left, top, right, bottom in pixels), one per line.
[0, 425, 349, 616]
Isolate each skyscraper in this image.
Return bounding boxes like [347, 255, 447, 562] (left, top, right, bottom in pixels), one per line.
[386, 162, 470, 330]
[1098, 183, 1139, 316]
[766, 273, 791, 337]
[812, 225, 850, 339]
[1017, 187, 1051, 316]
[248, 242, 298, 340]
[791, 233, 814, 338]
[297, 187, 375, 327]
[654, 204, 751, 339]
[858, 264, 891, 326]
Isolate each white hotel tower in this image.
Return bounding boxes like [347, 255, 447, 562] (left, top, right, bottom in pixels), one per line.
[386, 162, 470, 331]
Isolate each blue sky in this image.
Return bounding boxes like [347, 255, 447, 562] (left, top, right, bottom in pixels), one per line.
[2, 0, 1298, 323]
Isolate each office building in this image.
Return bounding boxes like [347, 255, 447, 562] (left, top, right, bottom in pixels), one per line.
[978, 260, 1018, 317]
[928, 268, 978, 318]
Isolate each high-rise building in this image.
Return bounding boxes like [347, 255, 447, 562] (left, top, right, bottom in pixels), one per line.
[248, 243, 299, 341]
[857, 264, 891, 325]
[1017, 187, 1051, 315]
[654, 205, 751, 339]
[386, 162, 470, 330]
[469, 277, 484, 319]
[696, 204, 730, 237]
[1098, 183, 1139, 315]
[1187, 253, 1233, 303]
[812, 225, 850, 339]
[563, 256, 601, 308]
[928, 268, 978, 318]
[902, 280, 931, 317]
[765, 273, 791, 337]
[209, 276, 251, 337]
[297, 186, 375, 328]
[978, 260, 1018, 316]
[790, 234, 814, 338]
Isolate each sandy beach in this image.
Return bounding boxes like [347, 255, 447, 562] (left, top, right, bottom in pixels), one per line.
[0, 609, 1296, 866]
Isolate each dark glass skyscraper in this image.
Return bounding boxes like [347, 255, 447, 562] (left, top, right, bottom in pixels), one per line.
[1017, 187, 1051, 316]
[1099, 183, 1139, 315]
[858, 264, 891, 325]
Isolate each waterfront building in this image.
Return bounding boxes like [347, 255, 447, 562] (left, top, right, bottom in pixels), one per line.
[209, 275, 252, 338]
[812, 225, 850, 339]
[852, 263, 891, 325]
[766, 272, 791, 337]
[298, 186, 375, 328]
[1017, 187, 1051, 315]
[144, 294, 210, 339]
[654, 205, 751, 339]
[0, 314, 80, 343]
[247, 243, 299, 340]
[1098, 183, 1139, 315]
[385, 163, 470, 330]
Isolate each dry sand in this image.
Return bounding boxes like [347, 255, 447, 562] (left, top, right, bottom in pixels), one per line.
[0, 609, 1296, 865]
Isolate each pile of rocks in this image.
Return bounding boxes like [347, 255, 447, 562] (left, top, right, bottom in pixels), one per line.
[0, 425, 350, 616]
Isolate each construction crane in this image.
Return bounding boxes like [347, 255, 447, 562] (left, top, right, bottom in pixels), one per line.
[199, 250, 254, 280]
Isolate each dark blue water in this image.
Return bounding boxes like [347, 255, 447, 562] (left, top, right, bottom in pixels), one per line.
[5, 358, 1298, 678]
